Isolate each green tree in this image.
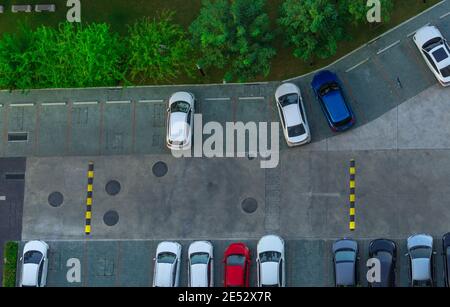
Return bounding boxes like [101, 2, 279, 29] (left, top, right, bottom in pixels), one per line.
[190, 0, 276, 82]
[278, 0, 344, 61]
[340, 0, 394, 25]
[126, 11, 195, 83]
[0, 24, 36, 90]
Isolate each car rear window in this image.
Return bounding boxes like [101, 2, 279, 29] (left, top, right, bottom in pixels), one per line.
[441, 65, 450, 78]
[432, 48, 449, 62]
[287, 124, 305, 138]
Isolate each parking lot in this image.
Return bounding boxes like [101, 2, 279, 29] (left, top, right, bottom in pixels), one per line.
[4, 0, 450, 287]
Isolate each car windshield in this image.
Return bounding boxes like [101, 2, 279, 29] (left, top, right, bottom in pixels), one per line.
[410, 246, 432, 259]
[335, 250, 355, 263]
[157, 252, 176, 264]
[440, 65, 450, 78]
[287, 124, 306, 138]
[170, 101, 190, 113]
[190, 252, 209, 265]
[227, 255, 246, 266]
[23, 251, 43, 264]
[279, 94, 298, 107]
[319, 82, 339, 97]
[259, 251, 281, 263]
[423, 37, 443, 51]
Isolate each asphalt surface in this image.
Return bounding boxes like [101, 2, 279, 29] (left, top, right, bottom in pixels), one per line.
[0, 158, 25, 285]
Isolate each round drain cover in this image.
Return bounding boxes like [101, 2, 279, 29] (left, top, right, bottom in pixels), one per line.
[103, 210, 119, 226]
[241, 198, 258, 214]
[152, 162, 168, 177]
[48, 192, 64, 207]
[105, 180, 121, 196]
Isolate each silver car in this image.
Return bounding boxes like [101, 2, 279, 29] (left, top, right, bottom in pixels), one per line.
[406, 234, 435, 287]
[332, 239, 359, 287]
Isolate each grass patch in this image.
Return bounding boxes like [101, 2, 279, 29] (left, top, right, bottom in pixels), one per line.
[2, 241, 19, 287]
[0, 0, 442, 84]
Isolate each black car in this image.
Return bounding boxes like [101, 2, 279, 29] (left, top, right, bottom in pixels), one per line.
[368, 239, 397, 287]
[443, 233, 450, 287]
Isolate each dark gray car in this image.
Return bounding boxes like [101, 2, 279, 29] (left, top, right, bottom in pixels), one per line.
[332, 239, 359, 287]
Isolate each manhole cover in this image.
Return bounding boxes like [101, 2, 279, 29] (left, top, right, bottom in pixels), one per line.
[105, 180, 121, 196]
[241, 198, 258, 214]
[103, 210, 119, 226]
[48, 192, 64, 207]
[152, 161, 168, 177]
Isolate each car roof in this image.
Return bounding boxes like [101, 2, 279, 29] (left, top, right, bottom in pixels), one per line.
[335, 262, 356, 286]
[412, 258, 431, 281]
[190, 264, 208, 287]
[260, 262, 279, 286]
[282, 104, 303, 128]
[321, 90, 351, 123]
[154, 263, 174, 287]
[22, 263, 39, 286]
[225, 265, 245, 286]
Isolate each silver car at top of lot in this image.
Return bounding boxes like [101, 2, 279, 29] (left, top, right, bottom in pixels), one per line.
[414, 25, 450, 87]
[19, 240, 49, 287]
[274, 83, 311, 147]
[166, 92, 195, 151]
[406, 234, 435, 287]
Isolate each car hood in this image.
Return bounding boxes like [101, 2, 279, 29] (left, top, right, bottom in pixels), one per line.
[275, 83, 300, 99]
[407, 235, 433, 250]
[169, 92, 193, 105]
[333, 240, 358, 253]
[257, 235, 284, 254]
[412, 259, 431, 281]
[169, 112, 189, 142]
[189, 241, 213, 256]
[23, 241, 47, 254]
[190, 264, 208, 287]
[322, 91, 350, 123]
[226, 265, 245, 286]
[311, 70, 338, 91]
[22, 263, 39, 286]
[335, 262, 356, 286]
[156, 242, 181, 256]
[415, 26, 442, 49]
[260, 262, 279, 286]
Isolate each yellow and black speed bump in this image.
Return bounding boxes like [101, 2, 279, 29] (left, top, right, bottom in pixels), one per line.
[85, 162, 94, 235]
[349, 159, 356, 231]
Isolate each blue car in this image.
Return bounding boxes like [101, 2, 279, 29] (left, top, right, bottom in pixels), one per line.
[311, 70, 356, 132]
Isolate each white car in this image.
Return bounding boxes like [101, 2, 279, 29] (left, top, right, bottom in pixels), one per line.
[153, 241, 182, 287]
[256, 235, 286, 287]
[19, 241, 49, 287]
[166, 92, 195, 150]
[414, 25, 450, 87]
[275, 83, 311, 147]
[188, 241, 214, 287]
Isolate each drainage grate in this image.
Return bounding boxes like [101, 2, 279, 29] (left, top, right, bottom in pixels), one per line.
[105, 180, 121, 196]
[152, 161, 168, 177]
[5, 173, 25, 180]
[8, 132, 28, 142]
[241, 198, 258, 214]
[103, 210, 119, 226]
[48, 192, 64, 207]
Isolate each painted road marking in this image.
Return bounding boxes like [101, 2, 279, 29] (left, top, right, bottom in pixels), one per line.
[85, 162, 94, 235]
[440, 11, 450, 19]
[345, 58, 370, 73]
[10, 103, 35, 107]
[377, 40, 401, 55]
[238, 97, 265, 101]
[138, 99, 164, 103]
[73, 101, 98, 106]
[106, 100, 131, 104]
[349, 159, 356, 231]
[204, 98, 231, 101]
[301, 192, 341, 198]
[42, 102, 67, 106]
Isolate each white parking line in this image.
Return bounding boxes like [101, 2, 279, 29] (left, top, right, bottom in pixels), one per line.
[345, 58, 370, 73]
[377, 40, 401, 55]
[10, 103, 35, 107]
[41, 102, 67, 106]
[73, 101, 99, 105]
[407, 23, 431, 37]
[105, 100, 131, 104]
[440, 11, 450, 19]
[204, 97, 231, 101]
[138, 99, 164, 103]
[238, 97, 265, 101]
[0, 196, 6, 201]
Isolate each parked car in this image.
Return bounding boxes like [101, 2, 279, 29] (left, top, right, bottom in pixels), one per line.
[256, 235, 285, 287]
[311, 70, 356, 132]
[406, 234, 435, 287]
[442, 233, 450, 287]
[19, 241, 49, 287]
[188, 241, 214, 287]
[368, 239, 397, 287]
[413, 25, 450, 86]
[223, 243, 251, 287]
[153, 241, 182, 287]
[274, 83, 311, 147]
[166, 92, 195, 150]
[332, 238, 358, 287]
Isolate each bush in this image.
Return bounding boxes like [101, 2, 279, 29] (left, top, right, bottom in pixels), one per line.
[2, 241, 19, 287]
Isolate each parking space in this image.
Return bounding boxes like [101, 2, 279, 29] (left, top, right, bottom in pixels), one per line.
[102, 102, 133, 155]
[38, 104, 68, 156]
[70, 103, 101, 156]
[6, 105, 37, 157]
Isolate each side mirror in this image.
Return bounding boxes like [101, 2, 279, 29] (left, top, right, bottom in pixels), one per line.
[405, 253, 409, 257]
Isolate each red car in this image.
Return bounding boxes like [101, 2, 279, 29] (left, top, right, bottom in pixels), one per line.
[223, 243, 251, 287]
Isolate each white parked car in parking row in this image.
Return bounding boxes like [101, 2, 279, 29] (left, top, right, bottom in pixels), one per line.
[153, 241, 182, 287]
[19, 241, 49, 287]
[256, 235, 286, 287]
[414, 25, 450, 87]
[166, 92, 195, 150]
[188, 241, 214, 287]
[275, 83, 311, 147]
